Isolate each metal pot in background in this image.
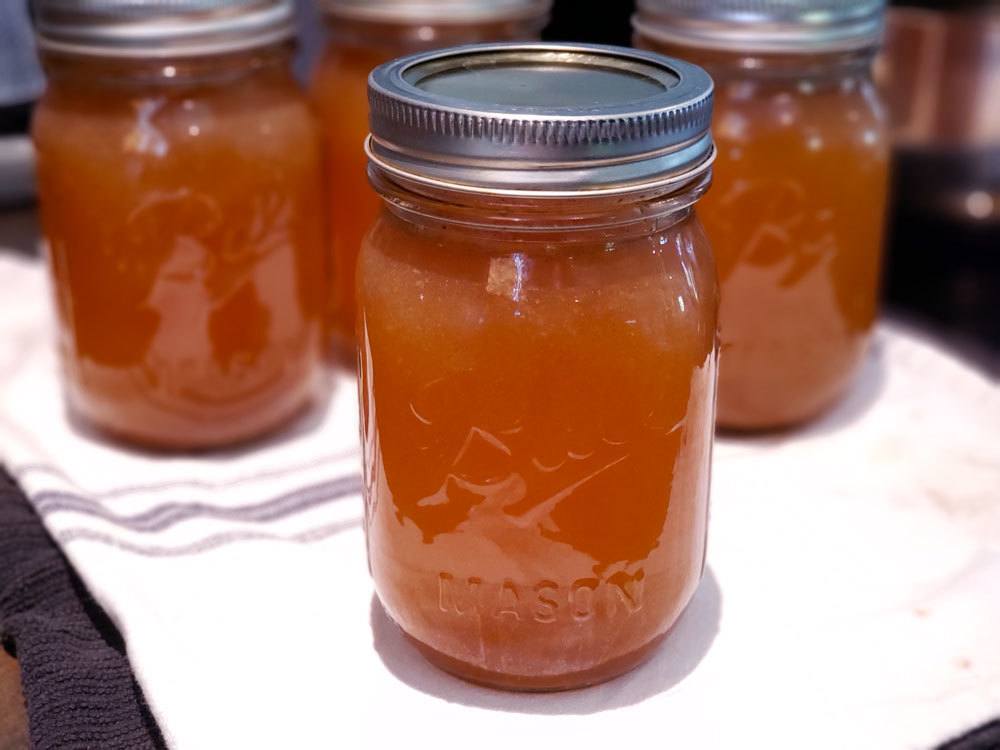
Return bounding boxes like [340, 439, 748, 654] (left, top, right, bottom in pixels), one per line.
[878, 1, 1000, 352]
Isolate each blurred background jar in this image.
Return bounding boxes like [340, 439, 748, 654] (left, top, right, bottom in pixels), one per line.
[308, 0, 552, 365]
[878, 0, 1000, 351]
[360, 44, 718, 690]
[31, 0, 328, 450]
[635, 0, 891, 431]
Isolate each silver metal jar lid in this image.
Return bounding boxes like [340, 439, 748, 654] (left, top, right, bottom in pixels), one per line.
[32, 0, 296, 58]
[366, 43, 715, 197]
[316, 0, 552, 24]
[633, 0, 886, 53]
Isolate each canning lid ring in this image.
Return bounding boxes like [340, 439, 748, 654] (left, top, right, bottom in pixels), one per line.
[33, 0, 296, 58]
[365, 133, 717, 199]
[631, 3, 885, 54]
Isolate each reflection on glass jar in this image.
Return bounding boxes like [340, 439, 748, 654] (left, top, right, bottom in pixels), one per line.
[32, 0, 327, 449]
[636, 0, 891, 430]
[359, 44, 718, 690]
[308, 0, 551, 364]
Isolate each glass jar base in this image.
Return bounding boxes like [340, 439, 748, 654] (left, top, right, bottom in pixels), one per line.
[403, 630, 670, 693]
[716, 384, 851, 433]
[66, 387, 319, 452]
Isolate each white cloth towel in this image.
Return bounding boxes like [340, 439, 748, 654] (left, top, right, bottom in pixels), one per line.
[1, 253, 998, 750]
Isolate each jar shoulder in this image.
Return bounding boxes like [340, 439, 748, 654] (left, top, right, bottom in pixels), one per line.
[358, 209, 719, 351]
[712, 75, 888, 137]
[33, 72, 318, 158]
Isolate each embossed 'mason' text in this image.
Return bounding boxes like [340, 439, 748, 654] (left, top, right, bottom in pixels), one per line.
[437, 571, 644, 623]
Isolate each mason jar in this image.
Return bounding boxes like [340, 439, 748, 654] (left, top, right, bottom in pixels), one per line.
[32, 0, 328, 449]
[309, 0, 551, 363]
[635, 0, 891, 430]
[359, 43, 719, 690]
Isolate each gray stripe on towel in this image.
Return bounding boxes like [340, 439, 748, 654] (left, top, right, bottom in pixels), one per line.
[55, 517, 362, 557]
[13, 448, 358, 499]
[34, 475, 363, 533]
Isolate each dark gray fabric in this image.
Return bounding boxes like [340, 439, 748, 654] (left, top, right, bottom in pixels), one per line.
[937, 719, 1000, 750]
[0, 469, 165, 750]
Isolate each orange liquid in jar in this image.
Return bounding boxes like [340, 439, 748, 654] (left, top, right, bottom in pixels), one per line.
[309, 18, 546, 362]
[639, 42, 890, 430]
[359, 187, 718, 689]
[33, 49, 328, 449]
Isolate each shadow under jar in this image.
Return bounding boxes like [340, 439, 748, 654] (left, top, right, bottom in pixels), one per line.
[635, 0, 891, 431]
[359, 44, 719, 690]
[308, 0, 552, 365]
[31, 0, 328, 450]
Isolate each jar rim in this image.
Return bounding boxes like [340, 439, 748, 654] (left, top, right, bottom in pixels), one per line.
[368, 158, 714, 239]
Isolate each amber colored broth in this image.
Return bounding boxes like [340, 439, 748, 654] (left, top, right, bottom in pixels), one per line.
[358, 197, 718, 687]
[309, 19, 546, 361]
[310, 43, 385, 361]
[33, 53, 328, 448]
[641, 41, 890, 429]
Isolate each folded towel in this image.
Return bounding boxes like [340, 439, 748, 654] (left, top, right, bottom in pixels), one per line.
[0, 468, 165, 750]
[1, 253, 998, 750]
[4, 467, 1000, 750]
[0, 254, 364, 748]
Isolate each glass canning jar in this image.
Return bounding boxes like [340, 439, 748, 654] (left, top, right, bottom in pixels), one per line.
[636, 0, 891, 430]
[308, 0, 551, 363]
[31, 0, 328, 449]
[359, 44, 719, 690]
